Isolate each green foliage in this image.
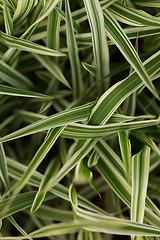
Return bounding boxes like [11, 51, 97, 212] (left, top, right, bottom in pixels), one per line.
[0, 0, 159, 239]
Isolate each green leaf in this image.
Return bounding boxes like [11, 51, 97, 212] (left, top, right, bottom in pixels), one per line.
[88, 150, 99, 167]
[0, 31, 65, 57]
[83, 0, 110, 92]
[132, 131, 160, 156]
[95, 140, 160, 226]
[69, 184, 78, 208]
[0, 143, 9, 188]
[28, 220, 160, 238]
[28, 0, 62, 28]
[3, 218, 160, 239]
[56, 7, 81, 33]
[47, 1, 62, 50]
[7, 157, 106, 215]
[74, 160, 92, 184]
[0, 101, 95, 143]
[65, 0, 83, 98]
[34, 205, 73, 221]
[95, 140, 130, 206]
[109, 3, 160, 27]
[118, 131, 131, 182]
[47, 139, 97, 190]
[62, 119, 159, 139]
[17, 109, 157, 125]
[104, 10, 159, 100]
[75, 27, 160, 46]
[3, 2, 13, 35]
[88, 51, 160, 125]
[0, 1, 160, 239]
[134, 0, 160, 8]
[13, 0, 38, 25]
[7, 216, 33, 240]
[31, 157, 60, 213]
[39, 0, 45, 7]
[0, 191, 54, 219]
[0, 60, 32, 89]
[33, 54, 71, 88]
[131, 146, 150, 224]
[13, 126, 66, 195]
[0, 84, 52, 99]
[77, 230, 93, 240]
[82, 62, 96, 76]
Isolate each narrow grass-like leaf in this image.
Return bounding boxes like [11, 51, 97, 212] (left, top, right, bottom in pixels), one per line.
[77, 230, 93, 240]
[75, 27, 160, 46]
[131, 146, 150, 224]
[83, 0, 110, 92]
[31, 158, 60, 213]
[0, 31, 65, 57]
[6, 157, 160, 227]
[0, 191, 54, 219]
[0, 1, 160, 239]
[1, 51, 159, 143]
[1, 0, 62, 65]
[7, 157, 107, 215]
[68, 183, 158, 234]
[88, 150, 99, 167]
[82, 62, 96, 77]
[124, 26, 160, 41]
[3, 2, 13, 35]
[0, 101, 95, 143]
[2, 219, 160, 239]
[13, 110, 160, 139]
[0, 143, 9, 188]
[17, 109, 157, 125]
[95, 140, 160, 226]
[28, 0, 61, 28]
[39, 0, 45, 7]
[13, 126, 66, 195]
[103, 10, 159, 100]
[95, 140, 131, 206]
[47, 1, 62, 50]
[137, 92, 160, 117]
[35, 205, 73, 221]
[33, 54, 71, 88]
[0, 60, 32, 89]
[0, 84, 52, 99]
[4, 0, 16, 10]
[74, 160, 92, 184]
[56, 7, 81, 34]
[88, 51, 160, 125]
[61, 0, 120, 29]
[118, 131, 131, 182]
[69, 184, 78, 209]
[47, 139, 97, 190]
[42, 0, 62, 116]
[29, 220, 160, 239]
[0, 51, 159, 201]
[13, 0, 38, 25]
[133, 0, 160, 8]
[65, 0, 83, 98]
[7, 216, 33, 240]
[132, 132, 160, 156]
[61, 120, 160, 139]
[2, 26, 39, 65]
[69, 184, 101, 221]
[109, 3, 160, 27]
[0, 116, 15, 132]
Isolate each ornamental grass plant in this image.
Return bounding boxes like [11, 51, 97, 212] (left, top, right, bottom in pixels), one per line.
[0, 0, 160, 239]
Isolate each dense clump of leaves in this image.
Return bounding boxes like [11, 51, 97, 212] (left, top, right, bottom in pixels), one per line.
[0, 0, 160, 239]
